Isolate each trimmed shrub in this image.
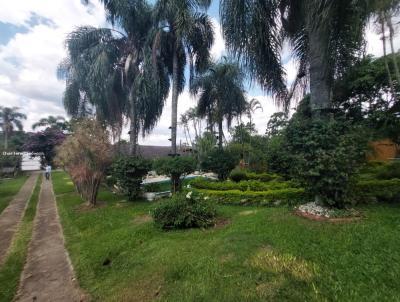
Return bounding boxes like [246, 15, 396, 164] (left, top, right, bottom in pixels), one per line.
[201, 148, 236, 180]
[190, 177, 297, 191]
[111, 157, 151, 200]
[229, 168, 247, 182]
[376, 161, 400, 180]
[153, 156, 197, 193]
[194, 188, 306, 206]
[245, 172, 283, 182]
[152, 192, 217, 229]
[353, 178, 400, 203]
[229, 169, 283, 183]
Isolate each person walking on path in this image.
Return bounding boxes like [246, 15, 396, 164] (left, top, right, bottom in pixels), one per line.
[45, 164, 51, 180]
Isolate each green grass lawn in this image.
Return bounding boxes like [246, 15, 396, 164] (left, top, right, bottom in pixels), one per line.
[52, 171, 400, 301]
[0, 175, 28, 215]
[0, 175, 41, 302]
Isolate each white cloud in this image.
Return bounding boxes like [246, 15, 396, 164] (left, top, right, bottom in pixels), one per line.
[0, 0, 106, 132]
[210, 18, 225, 60]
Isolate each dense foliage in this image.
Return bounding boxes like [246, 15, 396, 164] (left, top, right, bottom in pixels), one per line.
[153, 156, 196, 193]
[152, 192, 217, 230]
[285, 115, 369, 207]
[111, 157, 151, 200]
[201, 148, 236, 180]
[23, 128, 66, 165]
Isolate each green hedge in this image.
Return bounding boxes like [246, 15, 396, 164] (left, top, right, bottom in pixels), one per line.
[190, 178, 298, 192]
[229, 169, 283, 182]
[194, 188, 306, 206]
[353, 178, 400, 203]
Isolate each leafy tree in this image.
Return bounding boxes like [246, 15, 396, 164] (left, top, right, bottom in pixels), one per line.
[111, 157, 151, 200]
[285, 117, 369, 208]
[0, 107, 26, 150]
[153, 0, 214, 154]
[59, 0, 170, 155]
[333, 54, 400, 143]
[266, 112, 288, 137]
[32, 115, 70, 131]
[201, 148, 236, 180]
[23, 128, 66, 165]
[153, 156, 197, 193]
[191, 58, 247, 149]
[220, 0, 377, 115]
[56, 119, 112, 206]
[195, 131, 217, 165]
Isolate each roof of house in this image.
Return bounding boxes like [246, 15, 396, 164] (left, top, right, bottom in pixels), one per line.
[115, 144, 193, 159]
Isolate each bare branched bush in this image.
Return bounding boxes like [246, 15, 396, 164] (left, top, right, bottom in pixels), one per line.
[56, 119, 112, 206]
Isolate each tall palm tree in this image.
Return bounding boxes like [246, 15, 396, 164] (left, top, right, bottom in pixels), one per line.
[0, 107, 26, 150]
[152, 0, 214, 154]
[32, 115, 68, 131]
[190, 58, 247, 149]
[374, 0, 400, 85]
[245, 98, 263, 128]
[58, 0, 170, 155]
[220, 0, 378, 117]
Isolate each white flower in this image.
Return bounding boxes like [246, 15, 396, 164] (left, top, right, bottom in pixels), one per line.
[204, 196, 209, 200]
[186, 191, 193, 199]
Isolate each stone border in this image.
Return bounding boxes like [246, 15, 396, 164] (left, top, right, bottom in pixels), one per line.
[294, 210, 362, 223]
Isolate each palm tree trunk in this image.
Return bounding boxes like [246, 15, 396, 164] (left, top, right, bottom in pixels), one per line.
[4, 130, 8, 150]
[386, 13, 400, 84]
[129, 89, 138, 156]
[171, 48, 179, 155]
[308, 27, 331, 117]
[380, 14, 396, 99]
[218, 118, 223, 149]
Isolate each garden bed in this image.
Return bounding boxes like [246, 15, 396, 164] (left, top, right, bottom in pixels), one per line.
[50, 172, 400, 301]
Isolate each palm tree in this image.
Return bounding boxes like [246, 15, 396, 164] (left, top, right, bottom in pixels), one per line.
[32, 115, 68, 131]
[0, 107, 26, 150]
[190, 58, 247, 149]
[153, 0, 214, 155]
[245, 98, 263, 128]
[220, 0, 378, 117]
[374, 0, 400, 85]
[58, 0, 170, 155]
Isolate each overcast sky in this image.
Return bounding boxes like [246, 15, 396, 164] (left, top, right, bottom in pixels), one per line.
[0, 0, 398, 146]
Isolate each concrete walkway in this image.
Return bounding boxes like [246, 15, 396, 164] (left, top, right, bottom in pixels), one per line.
[0, 173, 38, 265]
[16, 177, 84, 302]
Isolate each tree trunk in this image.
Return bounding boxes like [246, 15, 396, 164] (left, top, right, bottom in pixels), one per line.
[171, 47, 179, 155]
[4, 130, 8, 150]
[380, 14, 396, 99]
[129, 88, 138, 156]
[308, 27, 331, 117]
[386, 13, 400, 84]
[218, 118, 223, 149]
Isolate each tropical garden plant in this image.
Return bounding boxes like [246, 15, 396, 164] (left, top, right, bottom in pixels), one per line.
[58, 0, 170, 155]
[0, 107, 26, 150]
[190, 57, 247, 149]
[152, 0, 214, 154]
[111, 156, 151, 200]
[153, 156, 197, 193]
[56, 119, 112, 206]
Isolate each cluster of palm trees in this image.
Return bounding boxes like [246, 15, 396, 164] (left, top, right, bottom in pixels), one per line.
[0, 106, 71, 150]
[58, 0, 397, 155]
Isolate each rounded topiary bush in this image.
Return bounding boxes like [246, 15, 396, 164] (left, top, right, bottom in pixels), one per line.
[229, 168, 248, 182]
[152, 192, 217, 230]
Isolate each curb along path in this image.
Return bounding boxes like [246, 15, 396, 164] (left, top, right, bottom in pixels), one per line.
[16, 177, 84, 302]
[0, 173, 38, 265]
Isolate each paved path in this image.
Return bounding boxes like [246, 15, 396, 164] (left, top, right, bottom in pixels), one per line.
[0, 173, 38, 265]
[16, 177, 84, 302]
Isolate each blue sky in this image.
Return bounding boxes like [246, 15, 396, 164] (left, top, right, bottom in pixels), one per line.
[0, 0, 394, 146]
